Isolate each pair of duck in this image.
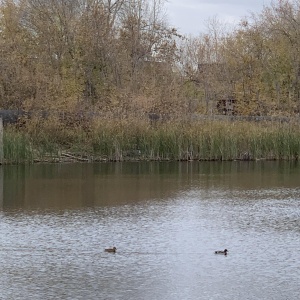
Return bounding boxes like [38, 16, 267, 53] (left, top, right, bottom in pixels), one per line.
[104, 247, 228, 255]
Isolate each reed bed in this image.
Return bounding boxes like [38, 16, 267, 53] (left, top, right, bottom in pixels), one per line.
[89, 119, 300, 161]
[3, 127, 34, 163]
[3, 119, 300, 163]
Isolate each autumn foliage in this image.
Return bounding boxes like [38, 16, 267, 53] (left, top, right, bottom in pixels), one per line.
[1, 0, 300, 121]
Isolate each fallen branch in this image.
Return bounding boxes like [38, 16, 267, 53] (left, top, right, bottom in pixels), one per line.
[61, 152, 90, 162]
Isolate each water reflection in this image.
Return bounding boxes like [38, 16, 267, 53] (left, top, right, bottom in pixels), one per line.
[1, 161, 300, 299]
[2, 161, 300, 212]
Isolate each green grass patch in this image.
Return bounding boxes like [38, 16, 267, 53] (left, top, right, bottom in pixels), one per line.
[3, 127, 34, 163]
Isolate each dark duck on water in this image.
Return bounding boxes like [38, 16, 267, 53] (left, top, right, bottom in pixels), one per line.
[215, 249, 228, 255]
[105, 247, 117, 253]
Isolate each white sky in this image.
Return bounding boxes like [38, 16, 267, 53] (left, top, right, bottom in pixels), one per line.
[165, 0, 274, 35]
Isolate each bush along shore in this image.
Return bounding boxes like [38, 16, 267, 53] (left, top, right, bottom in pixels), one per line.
[3, 119, 300, 164]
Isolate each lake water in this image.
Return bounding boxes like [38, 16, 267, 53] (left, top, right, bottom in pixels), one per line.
[0, 161, 299, 300]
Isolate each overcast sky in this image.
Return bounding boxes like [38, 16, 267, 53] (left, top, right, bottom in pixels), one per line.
[165, 0, 274, 35]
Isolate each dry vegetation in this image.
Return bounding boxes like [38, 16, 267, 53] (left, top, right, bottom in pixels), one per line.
[4, 119, 300, 163]
[1, 0, 300, 163]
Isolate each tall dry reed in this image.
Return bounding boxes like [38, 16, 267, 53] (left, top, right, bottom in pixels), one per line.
[89, 119, 300, 161]
[3, 127, 34, 163]
[3, 119, 300, 163]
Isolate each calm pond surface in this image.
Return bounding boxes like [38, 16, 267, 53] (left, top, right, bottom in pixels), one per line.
[0, 161, 299, 300]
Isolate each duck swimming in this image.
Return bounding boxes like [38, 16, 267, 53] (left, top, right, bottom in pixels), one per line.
[215, 249, 228, 255]
[105, 247, 117, 253]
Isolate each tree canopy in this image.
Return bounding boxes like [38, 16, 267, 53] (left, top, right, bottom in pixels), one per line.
[1, 0, 300, 118]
